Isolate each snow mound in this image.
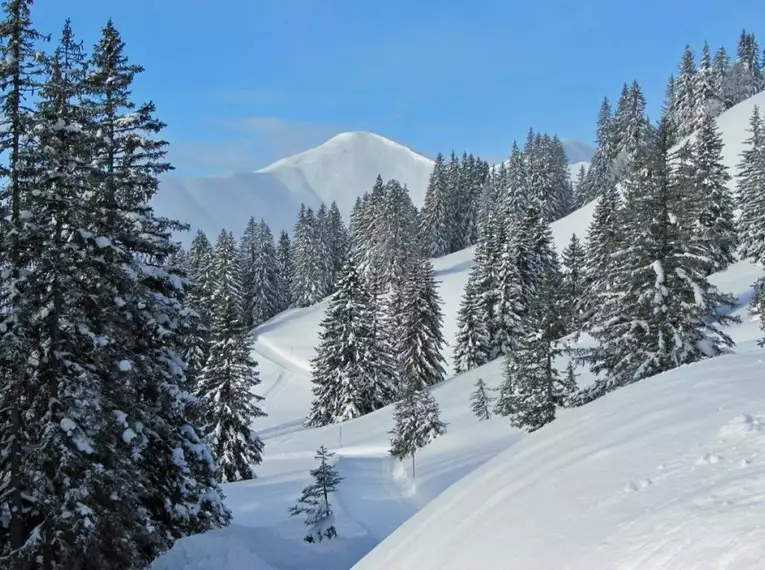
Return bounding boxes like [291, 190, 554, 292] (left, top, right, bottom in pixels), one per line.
[153, 131, 433, 244]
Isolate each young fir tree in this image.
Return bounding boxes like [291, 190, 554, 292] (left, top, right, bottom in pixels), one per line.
[453, 275, 491, 374]
[737, 106, 765, 264]
[289, 446, 343, 543]
[276, 230, 293, 312]
[557, 361, 579, 408]
[419, 152, 451, 257]
[712, 47, 733, 111]
[583, 119, 737, 402]
[326, 201, 349, 291]
[197, 230, 265, 482]
[184, 230, 215, 386]
[305, 257, 396, 427]
[470, 378, 494, 420]
[374, 179, 420, 290]
[392, 256, 447, 391]
[692, 110, 737, 274]
[693, 42, 724, 128]
[389, 387, 447, 477]
[84, 18, 231, 563]
[561, 233, 587, 331]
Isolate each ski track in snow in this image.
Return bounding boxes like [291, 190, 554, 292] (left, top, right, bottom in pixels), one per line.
[153, 92, 765, 570]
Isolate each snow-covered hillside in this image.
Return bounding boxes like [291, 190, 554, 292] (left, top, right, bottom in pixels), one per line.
[153, 132, 433, 244]
[152, 93, 765, 570]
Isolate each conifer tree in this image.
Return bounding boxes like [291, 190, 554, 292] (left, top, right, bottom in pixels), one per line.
[737, 106, 765, 264]
[713, 47, 733, 110]
[389, 387, 447, 477]
[419, 152, 451, 257]
[661, 75, 679, 146]
[184, 230, 215, 385]
[675, 46, 697, 137]
[393, 256, 447, 391]
[306, 258, 396, 427]
[276, 230, 293, 311]
[584, 120, 737, 401]
[557, 361, 579, 407]
[84, 18, 231, 562]
[374, 179, 420, 290]
[0, 2, 46, 562]
[692, 111, 737, 274]
[470, 379, 493, 421]
[693, 42, 723, 128]
[289, 446, 342, 543]
[728, 30, 763, 105]
[197, 230, 265, 482]
[572, 164, 587, 208]
[561, 233, 586, 330]
[291, 204, 323, 307]
[240, 218, 279, 327]
[326, 201, 349, 290]
[453, 275, 491, 374]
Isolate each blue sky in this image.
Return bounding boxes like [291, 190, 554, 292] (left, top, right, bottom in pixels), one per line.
[32, 0, 765, 175]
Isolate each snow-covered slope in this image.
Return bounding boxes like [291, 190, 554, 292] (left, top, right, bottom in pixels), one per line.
[152, 93, 765, 570]
[153, 132, 433, 244]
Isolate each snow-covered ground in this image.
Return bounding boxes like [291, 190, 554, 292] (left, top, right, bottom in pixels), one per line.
[153, 92, 765, 569]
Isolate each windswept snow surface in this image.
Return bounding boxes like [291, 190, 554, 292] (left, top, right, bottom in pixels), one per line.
[153, 93, 765, 569]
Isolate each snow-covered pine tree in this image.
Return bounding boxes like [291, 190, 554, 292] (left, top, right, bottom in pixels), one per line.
[197, 230, 265, 482]
[240, 218, 279, 327]
[737, 106, 765, 264]
[557, 361, 579, 407]
[326, 201, 349, 291]
[578, 98, 616, 204]
[9, 20, 153, 569]
[85, 18, 231, 562]
[581, 181, 622, 327]
[612, 81, 652, 178]
[470, 379, 493, 420]
[389, 387, 447, 477]
[289, 446, 343, 543]
[291, 204, 323, 307]
[392, 255, 447, 391]
[419, 152, 451, 257]
[374, 179, 420, 290]
[184, 230, 215, 385]
[276, 230, 293, 311]
[453, 274, 491, 374]
[728, 30, 763, 106]
[583, 119, 737, 401]
[713, 47, 733, 111]
[561, 233, 586, 331]
[306, 257, 396, 427]
[504, 141, 529, 216]
[693, 42, 724, 128]
[674, 45, 697, 138]
[572, 164, 588, 208]
[661, 75, 680, 146]
[692, 110, 737, 274]
[0, 2, 46, 563]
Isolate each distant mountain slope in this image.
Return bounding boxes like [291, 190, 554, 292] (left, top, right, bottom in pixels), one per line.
[152, 132, 433, 244]
[561, 138, 595, 163]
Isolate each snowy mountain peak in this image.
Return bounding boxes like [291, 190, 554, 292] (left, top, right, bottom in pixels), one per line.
[154, 131, 434, 244]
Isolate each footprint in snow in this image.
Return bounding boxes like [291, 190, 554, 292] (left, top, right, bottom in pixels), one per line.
[624, 478, 652, 492]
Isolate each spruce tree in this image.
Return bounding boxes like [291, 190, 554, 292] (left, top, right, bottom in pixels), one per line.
[737, 106, 765, 264]
[306, 258, 396, 427]
[240, 218, 279, 327]
[584, 120, 737, 401]
[675, 46, 697, 137]
[561, 233, 586, 331]
[0, 2, 45, 563]
[326, 201, 349, 290]
[276, 230, 293, 311]
[419, 152, 451, 257]
[693, 42, 723, 128]
[453, 275, 491, 374]
[692, 110, 736, 274]
[470, 379, 493, 420]
[393, 256, 447, 391]
[389, 387, 447, 477]
[197, 230, 265, 482]
[84, 18, 231, 563]
[291, 204, 323, 307]
[713, 47, 733, 110]
[289, 446, 342, 543]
